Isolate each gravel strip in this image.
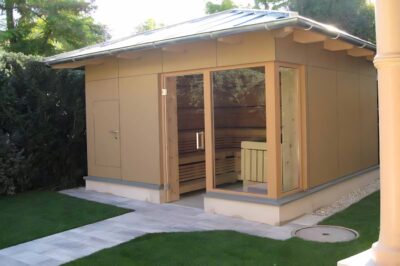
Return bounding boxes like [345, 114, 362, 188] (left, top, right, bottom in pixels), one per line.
[313, 177, 380, 217]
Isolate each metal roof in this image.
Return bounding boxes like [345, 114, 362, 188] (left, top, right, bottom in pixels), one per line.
[44, 9, 376, 65]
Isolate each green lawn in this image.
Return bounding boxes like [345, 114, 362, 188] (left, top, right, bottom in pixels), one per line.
[67, 192, 380, 266]
[0, 191, 130, 249]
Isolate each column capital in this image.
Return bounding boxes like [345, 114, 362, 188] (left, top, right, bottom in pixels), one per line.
[374, 54, 400, 68]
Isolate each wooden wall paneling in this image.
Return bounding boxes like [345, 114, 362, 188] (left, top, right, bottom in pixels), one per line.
[337, 71, 362, 176]
[307, 67, 339, 187]
[119, 75, 162, 185]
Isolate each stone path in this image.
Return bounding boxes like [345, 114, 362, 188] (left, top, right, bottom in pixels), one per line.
[0, 176, 380, 266]
[0, 188, 320, 265]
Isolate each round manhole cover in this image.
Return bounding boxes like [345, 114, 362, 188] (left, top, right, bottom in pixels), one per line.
[293, 225, 359, 243]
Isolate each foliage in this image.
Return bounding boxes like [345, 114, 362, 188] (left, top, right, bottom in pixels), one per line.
[212, 67, 265, 107]
[0, 132, 29, 195]
[135, 18, 164, 33]
[289, 0, 376, 42]
[254, 0, 289, 10]
[176, 74, 204, 108]
[205, 0, 237, 14]
[0, 0, 109, 56]
[0, 191, 130, 248]
[205, 0, 375, 42]
[0, 52, 87, 195]
[67, 192, 380, 266]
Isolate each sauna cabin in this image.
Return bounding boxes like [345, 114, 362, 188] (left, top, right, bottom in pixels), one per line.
[45, 9, 379, 225]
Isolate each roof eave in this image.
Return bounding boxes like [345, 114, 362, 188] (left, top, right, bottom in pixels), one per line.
[44, 17, 376, 66]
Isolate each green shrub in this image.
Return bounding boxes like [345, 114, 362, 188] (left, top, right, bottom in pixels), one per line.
[0, 52, 87, 195]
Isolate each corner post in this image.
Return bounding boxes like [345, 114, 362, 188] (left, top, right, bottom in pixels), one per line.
[266, 62, 282, 199]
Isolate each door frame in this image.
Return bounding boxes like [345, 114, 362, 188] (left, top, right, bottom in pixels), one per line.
[276, 62, 308, 198]
[160, 70, 208, 202]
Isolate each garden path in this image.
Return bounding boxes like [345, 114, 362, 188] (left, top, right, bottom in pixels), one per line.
[0, 185, 368, 265]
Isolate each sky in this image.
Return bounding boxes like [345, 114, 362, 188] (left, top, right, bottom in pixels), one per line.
[92, 0, 254, 39]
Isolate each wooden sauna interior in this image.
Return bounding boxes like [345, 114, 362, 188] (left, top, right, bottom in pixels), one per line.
[175, 67, 268, 195]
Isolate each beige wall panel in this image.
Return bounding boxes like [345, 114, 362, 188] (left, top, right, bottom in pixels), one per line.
[275, 34, 307, 64]
[307, 67, 339, 187]
[86, 79, 119, 101]
[337, 71, 362, 176]
[162, 40, 216, 72]
[360, 75, 379, 167]
[335, 51, 361, 73]
[306, 42, 337, 69]
[86, 79, 121, 178]
[118, 50, 162, 77]
[358, 58, 377, 76]
[217, 31, 275, 66]
[119, 74, 161, 185]
[86, 57, 118, 82]
[93, 100, 121, 168]
[336, 52, 376, 76]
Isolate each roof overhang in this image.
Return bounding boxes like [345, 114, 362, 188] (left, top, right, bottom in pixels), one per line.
[44, 16, 376, 66]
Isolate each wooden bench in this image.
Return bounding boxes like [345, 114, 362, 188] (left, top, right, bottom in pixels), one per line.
[178, 128, 265, 194]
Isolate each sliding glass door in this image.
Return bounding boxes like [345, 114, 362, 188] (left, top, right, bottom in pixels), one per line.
[211, 66, 268, 195]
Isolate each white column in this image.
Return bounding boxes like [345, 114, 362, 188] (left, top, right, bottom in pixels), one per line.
[372, 0, 400, 265]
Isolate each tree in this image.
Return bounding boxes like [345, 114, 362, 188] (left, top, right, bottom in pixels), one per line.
[205, 0, 375, 43]
[289, 0, 375, 42]
[250, 0, 376, 42]
[135, 18, 164, 33]
[0, 0, 109, 56]
[253, 0, 289, 10]
[206, 0, 237, 14]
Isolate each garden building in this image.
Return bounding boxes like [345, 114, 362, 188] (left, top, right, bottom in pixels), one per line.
[45, 9, 378, 225]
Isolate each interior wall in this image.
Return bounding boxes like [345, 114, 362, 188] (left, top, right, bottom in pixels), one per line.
[276, 34, 378, 188]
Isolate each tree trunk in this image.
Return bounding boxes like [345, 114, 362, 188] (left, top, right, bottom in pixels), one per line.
[5, 0, 16, 44]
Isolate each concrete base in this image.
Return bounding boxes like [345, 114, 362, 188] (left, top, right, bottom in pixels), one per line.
[205, 196, 281, 225]
[205, 167, 379, 225]
[86, 180, 165, 204]
[338, 249, 376, 266]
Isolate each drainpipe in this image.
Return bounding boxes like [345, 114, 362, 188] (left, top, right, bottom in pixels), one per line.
[372, 0, 400, 265]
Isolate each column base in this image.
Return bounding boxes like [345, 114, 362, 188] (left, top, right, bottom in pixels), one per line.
[337, 249, 376, 266]
[370, 242, 400, 266]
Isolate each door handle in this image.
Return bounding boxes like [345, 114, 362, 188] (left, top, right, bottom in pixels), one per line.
[109, 130, 119, 140]
[196, 131, 205, 150]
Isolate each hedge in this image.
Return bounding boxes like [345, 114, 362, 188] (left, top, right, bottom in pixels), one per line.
[0, 52, 86, 195]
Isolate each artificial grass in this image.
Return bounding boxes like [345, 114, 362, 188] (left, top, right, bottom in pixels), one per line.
[67, 192, 380, 266]
[0, 191, 130, 249]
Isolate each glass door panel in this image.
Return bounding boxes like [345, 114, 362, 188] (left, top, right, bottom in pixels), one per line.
[280, 67, 300, 193]
[211, 67, 267, 195]
[165, 74, 205, 195]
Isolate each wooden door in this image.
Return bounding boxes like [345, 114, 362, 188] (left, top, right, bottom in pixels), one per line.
[93, 100, 121, 168]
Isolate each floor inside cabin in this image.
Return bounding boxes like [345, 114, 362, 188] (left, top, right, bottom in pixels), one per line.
[174, 190, 205, 209]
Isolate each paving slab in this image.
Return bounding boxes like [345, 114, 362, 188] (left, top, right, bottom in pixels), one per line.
[291, 214, 326, 226]
[0, 188, 331, 265]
